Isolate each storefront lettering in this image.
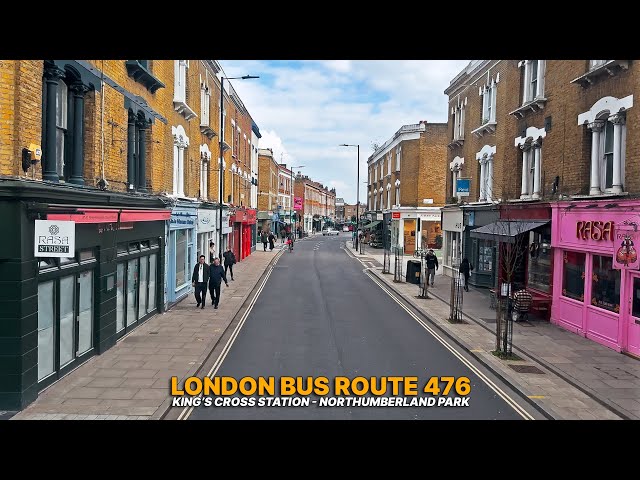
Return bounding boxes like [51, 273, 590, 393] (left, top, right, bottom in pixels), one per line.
[97, 222, 134, 233]
[576, 221, 614, 241]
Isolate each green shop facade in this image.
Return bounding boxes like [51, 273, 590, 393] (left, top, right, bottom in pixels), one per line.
[0, 180, 170, 410]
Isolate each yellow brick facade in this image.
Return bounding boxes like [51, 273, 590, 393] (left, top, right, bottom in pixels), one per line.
[0, 60, 257, 204]
[258, 149, 279, 212]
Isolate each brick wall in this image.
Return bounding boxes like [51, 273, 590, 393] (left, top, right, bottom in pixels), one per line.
[418, 123, 448, 206]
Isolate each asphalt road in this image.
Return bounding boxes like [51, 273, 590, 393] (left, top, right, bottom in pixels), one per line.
[188, 233, 527, 420]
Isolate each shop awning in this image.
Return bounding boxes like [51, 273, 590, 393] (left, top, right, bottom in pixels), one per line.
[470, 220, 549, 243]
[362, 220, 381, 229]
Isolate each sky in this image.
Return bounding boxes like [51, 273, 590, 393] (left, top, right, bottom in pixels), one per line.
[220, 60, 470, 205]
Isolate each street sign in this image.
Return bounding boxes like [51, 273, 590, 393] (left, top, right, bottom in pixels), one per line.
[456, 178, 470, 197]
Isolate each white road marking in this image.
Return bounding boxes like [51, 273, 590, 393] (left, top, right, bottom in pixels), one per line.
[178, 250, 283, 420]
[365, 271, 535, 420]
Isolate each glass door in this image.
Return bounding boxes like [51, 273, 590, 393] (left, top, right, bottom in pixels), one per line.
[37, 281, 55, 382]
[59, 275, 76, 368]
[116, 263, 125, 333]
[127, 258, 139, 327]
[77, 270, 93, 356]
[626, 272, 640, 357]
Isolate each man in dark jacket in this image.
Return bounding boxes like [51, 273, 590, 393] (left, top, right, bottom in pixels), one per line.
[191, 255, 210, 309]
[208, 257, 229, 309]
[425, 249, 439, 287]
[459, 257, 473, 292]
[260, 230, 268, 251]
[223, 246, 236, 281]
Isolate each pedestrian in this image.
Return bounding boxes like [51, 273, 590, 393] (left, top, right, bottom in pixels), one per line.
[191, 255, 210, 309]
[208, 257, 229, 309]
[209, 241, 216, 264]
[425, 248, 439, 287]
[268, 231, 276, 251]
[261, 230, 268, 251]
[223, 245, 236, 281]
[459, 257, 473, 292]
[281, 229, 286, 243]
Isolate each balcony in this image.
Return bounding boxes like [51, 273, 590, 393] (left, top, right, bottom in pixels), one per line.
[125, 61, 165, 93]
[571, 60, 630, 88]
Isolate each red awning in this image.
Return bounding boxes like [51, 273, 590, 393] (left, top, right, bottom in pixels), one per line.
[48, 208, 171, 223]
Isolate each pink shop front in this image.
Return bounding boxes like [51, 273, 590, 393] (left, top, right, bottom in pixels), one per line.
[551, 199, 640, 358]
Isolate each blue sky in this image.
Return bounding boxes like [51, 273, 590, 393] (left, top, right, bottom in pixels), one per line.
[220, 60, 470, 204]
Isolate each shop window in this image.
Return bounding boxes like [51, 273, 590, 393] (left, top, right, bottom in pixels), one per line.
[129, 242, 140, 251]
[633, 277, 640, 318]
[476, 239, 493, 272]
[527, 229, 552, 293]
[591, 255, 621, 313]
[79, 249, 95, 261]
[37, 280, 55, 381]
[117, 243, 128, 255]
[176, 229, 187, 288]
[562, 251, 585, 301]
[141, 240, 150, 249]
[60, 255, 77, 265]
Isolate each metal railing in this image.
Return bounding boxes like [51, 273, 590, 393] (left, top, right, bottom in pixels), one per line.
[393, 246, 404, 282]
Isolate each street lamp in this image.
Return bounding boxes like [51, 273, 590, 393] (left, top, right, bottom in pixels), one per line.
[290, 164, 305, 238]
[339, 143, 359, 249]
[218, 73, 259, 261]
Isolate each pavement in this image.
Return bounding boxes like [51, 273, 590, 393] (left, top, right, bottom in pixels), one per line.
[12, 236, 321, 420]
[345, 242, 640, 420]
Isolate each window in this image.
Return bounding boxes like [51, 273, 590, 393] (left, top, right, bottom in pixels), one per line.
[481, 82, 497, 124]
[396, 147, 401, 171]
[562, 251, 585, 301]
[42, 62, 91, 184]
[172, 125, 189, 196]
[387, 154, 391, 175]
[200, 145, 211, 199]
[127, 110, 149, 192]
[527, 229, 552, 293]
[395, 185, 400, 206]
[476, 240, 493, 272]
[373, 190, 377, 210]
[522, 60, 545, 104]
[579, 95, 631, 196]
[374, 165, 377, 182]
[386, 186, 390, 209]
[452, 103, 465, 141]
[477, 146, 495, 202]
[591, 255, 621, 313]
[173, 60, 196, 120]
[200, 81, 210, 127]
[175, 229, 187, 288]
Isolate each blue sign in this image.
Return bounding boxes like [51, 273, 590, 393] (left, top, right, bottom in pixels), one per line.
[456, 178, 470, 197]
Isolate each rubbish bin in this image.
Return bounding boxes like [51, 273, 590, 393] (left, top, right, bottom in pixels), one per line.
[406, 260, 421, 284]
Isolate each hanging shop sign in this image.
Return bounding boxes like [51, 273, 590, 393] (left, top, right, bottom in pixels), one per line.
[34, 220, 75, 257]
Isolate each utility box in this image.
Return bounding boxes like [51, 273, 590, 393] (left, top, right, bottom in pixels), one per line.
[406, 260, 422, 284]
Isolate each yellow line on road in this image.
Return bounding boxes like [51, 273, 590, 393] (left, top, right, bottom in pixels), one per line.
[527, 395, 546, 399]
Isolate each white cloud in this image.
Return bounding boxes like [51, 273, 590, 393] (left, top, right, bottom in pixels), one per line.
[221, 60, 470, 204]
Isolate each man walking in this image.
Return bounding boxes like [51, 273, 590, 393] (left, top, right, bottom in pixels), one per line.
[268, 231, 276, 251]
[208, 257, 229, 309]
[191, 255, 210, 309]
[261, 230, 268, 251]
[223, 245, 236, 281]
[425, 248, 439, 287]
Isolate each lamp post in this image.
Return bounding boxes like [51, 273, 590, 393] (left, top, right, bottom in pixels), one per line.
[340, 143, 359, 249]
[218, 73, 259, 261]
[290, 164, 305, 238]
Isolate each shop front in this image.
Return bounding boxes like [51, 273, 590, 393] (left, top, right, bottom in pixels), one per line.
[0, 181, 170, 410]
[229, 207, 257, 261]
[551, 200, 640, 357]
[463, 204, 499, 288]
[197, 204, 216, 262]
[168, 203, 197, 305]
[389, 207, 441, 256]
[441, 205, 464, 278]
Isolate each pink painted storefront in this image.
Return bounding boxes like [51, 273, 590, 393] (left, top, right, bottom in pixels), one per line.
[551, 200, 640, 358]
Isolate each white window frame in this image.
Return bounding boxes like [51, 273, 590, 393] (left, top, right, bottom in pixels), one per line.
[55, 79, 68, 178]
[396, 146, 401, 171]
[522, 60, 545, 104]
[200, 144, 211, 199]
[386, 184, 391, 209]
[373, 189, 377, 210]
[200, 80, 210, 127]
[387, 153, 391, 176]
[174, 60, 188, 103]
[172, 125, 189, 197]
[453, 103, 465, 141]
[481, 81, 497, 124]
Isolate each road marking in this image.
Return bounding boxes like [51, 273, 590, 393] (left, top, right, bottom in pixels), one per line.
[178, 250, 283, 420]
[365, 272, 535, 420]
[527, 395, 546, 399]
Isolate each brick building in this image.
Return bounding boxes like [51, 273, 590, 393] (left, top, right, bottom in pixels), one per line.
[343, 202, 366, 223]
[366, 121, 447, 255]
[0, 60, 259, 410]
[257, 148, 280, 234]
[294, 175, 336, 234]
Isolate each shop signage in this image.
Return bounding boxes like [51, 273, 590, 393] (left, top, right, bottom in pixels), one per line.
[294, 197, 303, 210]
[576, 221, 614, 241]
[392, 212, 401, 219]
[170, 211, 196, 228]
[197, 209, 216, 233]
[456, 178, 470, 197]
[376, 213, 383, 221]
[613, 222, 639, 270]
[34, 220, 75, 257]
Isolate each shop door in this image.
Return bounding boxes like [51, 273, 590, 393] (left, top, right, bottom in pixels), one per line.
[243, 225, 251, 258]
[233, 225, 241, 261]
[625, 271, 640, 357]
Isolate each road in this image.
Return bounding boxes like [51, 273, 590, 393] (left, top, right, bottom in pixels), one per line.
[187, 233, 530, 420]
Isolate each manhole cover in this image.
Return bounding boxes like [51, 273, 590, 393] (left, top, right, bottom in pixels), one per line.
[508, 364, 546, 374]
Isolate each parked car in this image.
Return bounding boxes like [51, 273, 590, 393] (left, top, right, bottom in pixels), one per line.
[323, 227, 340, 236]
